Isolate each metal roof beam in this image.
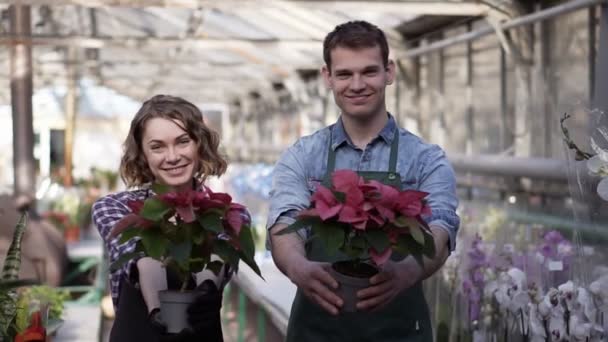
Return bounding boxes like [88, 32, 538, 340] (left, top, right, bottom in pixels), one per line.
[0, 34, 322, 49]
[0, 0, 488, 16]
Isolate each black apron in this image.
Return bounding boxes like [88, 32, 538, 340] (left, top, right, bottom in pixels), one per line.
[285, 128, 433, 342]
[109, 269, 223, 341]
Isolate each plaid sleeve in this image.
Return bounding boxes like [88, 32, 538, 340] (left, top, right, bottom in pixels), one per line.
[92, 191, 145, 310]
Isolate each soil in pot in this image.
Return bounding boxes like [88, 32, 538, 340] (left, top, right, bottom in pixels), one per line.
[329, 260, 379, 313]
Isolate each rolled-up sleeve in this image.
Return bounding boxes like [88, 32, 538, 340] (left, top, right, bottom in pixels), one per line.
[92, 194, 142, 309]
[418, 145, 460, 252]
[266, 141, 313, 246]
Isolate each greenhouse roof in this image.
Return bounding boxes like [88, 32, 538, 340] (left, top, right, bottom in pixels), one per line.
[0, 1, 487, 104]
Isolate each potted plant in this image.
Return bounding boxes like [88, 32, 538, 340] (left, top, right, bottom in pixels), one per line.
[43, 211, 80, 242]
[276, 169, 435, 312]
[110, 184, 262, 333]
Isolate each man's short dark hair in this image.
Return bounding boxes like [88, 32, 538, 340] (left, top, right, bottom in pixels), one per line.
[323, 20, 389, 72]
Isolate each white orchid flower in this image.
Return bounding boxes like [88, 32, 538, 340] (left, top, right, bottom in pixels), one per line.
[587, 147, 608, 201]
[528, 304, 547, 342]
[589, 274, 608, 301]
[570, 314, 592, 341]
[549, 311, 567, 341]
[576, 287, 597, 323]
[539, 288, 559, 317]
[507, 267, 526, 291]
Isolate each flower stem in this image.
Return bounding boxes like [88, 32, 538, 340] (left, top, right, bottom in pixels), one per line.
[181, 273, 190, 292]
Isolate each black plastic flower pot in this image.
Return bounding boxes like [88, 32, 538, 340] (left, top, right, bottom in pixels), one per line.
[329, 260, 379, 313]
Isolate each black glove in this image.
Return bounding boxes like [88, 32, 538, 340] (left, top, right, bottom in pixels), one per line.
[186, 280, 223, 342]
[155, 280, 223, 342]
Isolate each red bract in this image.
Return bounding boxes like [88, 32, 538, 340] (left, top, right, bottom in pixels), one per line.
[331, 169, 362, 192]
[160, 191, 195, 207]
[194, 191, 232, 211]
[369, 246, 392, 266]
[127, 200, 144, 214]
[110, 213, 153, 238]
[311, 185, 343, 220]
[338, 205, 369, 230]
[394, 190, 430, 217]
[362, 180, 400, 222]
[160, 191, 196, 223]
[224, 204, 249, 236]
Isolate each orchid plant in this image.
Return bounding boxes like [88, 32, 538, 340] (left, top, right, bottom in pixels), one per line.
[456, 230, 607, 342]
[110, 184, 262, 290]
[561, 113, 608, 201]
[276, 169, 435, 272]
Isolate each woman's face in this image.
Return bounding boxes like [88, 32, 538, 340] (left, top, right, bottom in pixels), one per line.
[141, 117, 199, 192]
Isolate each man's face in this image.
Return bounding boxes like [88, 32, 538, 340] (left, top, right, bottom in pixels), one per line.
[322, 45, 395, 120]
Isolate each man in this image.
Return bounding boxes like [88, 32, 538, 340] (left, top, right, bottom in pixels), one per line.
[267, 21, 459, 341]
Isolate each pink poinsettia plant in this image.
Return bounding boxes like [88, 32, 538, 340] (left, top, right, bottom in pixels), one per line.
[110, 184, 262, 290]
[276, 169, 435, 268]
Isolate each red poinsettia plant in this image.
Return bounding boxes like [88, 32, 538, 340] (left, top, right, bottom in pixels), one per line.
[110, 184, 262, 290]
[276, 169, 435, 271]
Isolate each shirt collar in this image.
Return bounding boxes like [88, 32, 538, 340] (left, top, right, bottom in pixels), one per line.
[330, 113, 397, 150]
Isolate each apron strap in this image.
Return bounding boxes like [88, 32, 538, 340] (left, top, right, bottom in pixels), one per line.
[325, 125, 400, 177]
[388, 129, 399, 173]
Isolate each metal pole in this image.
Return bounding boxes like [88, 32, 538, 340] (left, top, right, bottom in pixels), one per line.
[404, 0, 607, 58]
[593, 3, 608, 123]
[589, 5, 597, 103]
[10, 5, 36, 208]
[64, 47, 78, 187]
[449, 154, 570, 182]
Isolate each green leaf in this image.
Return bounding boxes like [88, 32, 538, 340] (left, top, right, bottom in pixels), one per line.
[333, 191, 346, 203]
[212, 240, 240, 268]
[273, 217, 319, 235]
[109, 251, 142, 272]
[238, 250, 263, 279]
[313, 222, 344, 255]
[141, 230, 169, 259]
[398, 235, 424, 267]
[239, 227, 256, 261]
[118, 227, 141, 244]
[140, 198, 171, 221]
[409, 224, 425, 246]
[151, 183, 171, 195]
[422, 228, 436, 259]
[198, 213, 223, 233]
[168, 241, 192, 269]
[365, 230, 390, 253]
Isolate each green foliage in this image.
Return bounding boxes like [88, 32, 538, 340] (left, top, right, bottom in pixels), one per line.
[0, 213, 28, 339]
[110, 186, 263, 290]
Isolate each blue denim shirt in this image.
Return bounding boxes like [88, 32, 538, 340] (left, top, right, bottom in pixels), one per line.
[267, 115, 460, 252]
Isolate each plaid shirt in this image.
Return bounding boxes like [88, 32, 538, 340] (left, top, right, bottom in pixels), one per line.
[92, 188, 152, 310]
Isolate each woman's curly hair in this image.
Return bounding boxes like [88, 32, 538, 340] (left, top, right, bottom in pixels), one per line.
[120, 94, 227, 187]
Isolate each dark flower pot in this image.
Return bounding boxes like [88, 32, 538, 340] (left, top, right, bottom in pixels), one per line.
[158, 290, 200, 333]
[329, 261, 379, 313]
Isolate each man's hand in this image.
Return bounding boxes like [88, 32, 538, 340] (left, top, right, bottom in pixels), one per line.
[289, 260, 343, 315]
[356, 258, 423, 312]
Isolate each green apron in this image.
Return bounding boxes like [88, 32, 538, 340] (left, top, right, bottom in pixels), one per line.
[285, 129, 433, 342]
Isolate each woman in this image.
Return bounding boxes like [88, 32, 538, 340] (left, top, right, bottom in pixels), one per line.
[92, 95, 230, 341]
